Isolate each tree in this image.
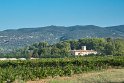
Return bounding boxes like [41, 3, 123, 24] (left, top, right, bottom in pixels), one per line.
[38, 42, 48, 48]
[114, 39, 124, 56]
[32, 48, 39, 58]
[69, 40, 79, 50]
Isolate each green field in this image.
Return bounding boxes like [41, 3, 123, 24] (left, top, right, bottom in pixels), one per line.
[0, 56, 124, 82]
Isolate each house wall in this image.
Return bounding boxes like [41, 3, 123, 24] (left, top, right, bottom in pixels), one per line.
[70, 50, 97, 56]
[74, 51, 97, 56]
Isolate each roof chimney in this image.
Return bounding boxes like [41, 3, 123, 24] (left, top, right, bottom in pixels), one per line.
[82, 46, 86, 50]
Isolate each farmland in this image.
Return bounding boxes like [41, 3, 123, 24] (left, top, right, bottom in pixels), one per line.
[28, 69, 124, 83]
[0, 56, 123, 82]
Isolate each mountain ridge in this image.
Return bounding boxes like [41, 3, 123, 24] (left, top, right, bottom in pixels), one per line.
[0, 25, 124, 52]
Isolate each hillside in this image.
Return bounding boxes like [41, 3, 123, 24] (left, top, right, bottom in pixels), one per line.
[0, 25, 124, 52]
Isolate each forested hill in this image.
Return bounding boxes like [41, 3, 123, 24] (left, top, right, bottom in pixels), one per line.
[0, 25, 124, 51]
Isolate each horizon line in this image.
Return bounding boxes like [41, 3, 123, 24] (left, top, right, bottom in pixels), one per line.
[0, 24, 124, 31]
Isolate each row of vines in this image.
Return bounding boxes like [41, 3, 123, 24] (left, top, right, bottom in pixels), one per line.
[0, 56, 124, 82]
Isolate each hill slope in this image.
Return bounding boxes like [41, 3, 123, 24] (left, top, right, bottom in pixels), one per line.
[0, 25, 124, 52]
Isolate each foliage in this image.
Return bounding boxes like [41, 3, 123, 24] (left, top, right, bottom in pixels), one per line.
[1, 25, 124, 53]
[0, 56, 123, 82]
[1, 38, 124, 58]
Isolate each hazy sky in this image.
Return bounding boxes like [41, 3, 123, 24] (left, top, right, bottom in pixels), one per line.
[0, 0, 124, 30]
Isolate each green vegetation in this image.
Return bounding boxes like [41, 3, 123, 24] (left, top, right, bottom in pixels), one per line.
[0, 56, 123, 82]
[1, 25, 124, 51]
[1, 38, 124, 58]
[49, 69, 124, 83]
[0, 38, 124, 82]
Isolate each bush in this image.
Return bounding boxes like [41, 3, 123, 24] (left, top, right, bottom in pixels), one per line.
[0, 56, 123, 82]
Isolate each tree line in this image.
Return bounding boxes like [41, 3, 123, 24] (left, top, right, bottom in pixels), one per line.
[0, 38, 124, 58]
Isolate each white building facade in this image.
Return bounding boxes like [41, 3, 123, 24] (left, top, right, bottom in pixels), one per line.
[70, 46, 97, 56]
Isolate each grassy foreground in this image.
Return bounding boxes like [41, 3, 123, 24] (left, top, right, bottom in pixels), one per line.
[27, 68, 124, 83]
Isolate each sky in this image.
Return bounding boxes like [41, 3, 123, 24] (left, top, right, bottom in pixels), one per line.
[0, 0, 124, 31]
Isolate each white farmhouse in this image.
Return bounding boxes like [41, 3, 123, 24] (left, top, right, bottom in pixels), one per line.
[70, 46, 97, 56]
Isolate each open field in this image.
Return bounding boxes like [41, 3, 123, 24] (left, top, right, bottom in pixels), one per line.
[27, 68, 124, 83]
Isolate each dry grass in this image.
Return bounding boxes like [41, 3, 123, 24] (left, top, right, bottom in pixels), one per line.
[27, 69, 124, 83]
